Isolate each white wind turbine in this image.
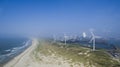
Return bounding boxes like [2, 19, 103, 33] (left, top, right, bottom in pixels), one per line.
[82, 32, 87, 38]
[89, 31, 96, 51]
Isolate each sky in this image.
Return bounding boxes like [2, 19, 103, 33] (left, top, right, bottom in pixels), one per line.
[0, 0, 120, 37]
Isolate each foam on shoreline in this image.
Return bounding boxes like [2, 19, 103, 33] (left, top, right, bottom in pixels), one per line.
[3, 39, 37, 67]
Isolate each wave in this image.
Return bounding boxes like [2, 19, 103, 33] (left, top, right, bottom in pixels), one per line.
[0, 39, 32, 63]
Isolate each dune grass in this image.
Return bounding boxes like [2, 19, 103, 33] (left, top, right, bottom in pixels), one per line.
[32, 40, 120, 67]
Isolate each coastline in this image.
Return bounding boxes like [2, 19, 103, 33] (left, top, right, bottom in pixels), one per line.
[3, 38, 38, 67]
[3, 38, 120, 67]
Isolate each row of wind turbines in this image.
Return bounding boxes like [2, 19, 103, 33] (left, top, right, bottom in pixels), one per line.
[53, 31, 99, 51]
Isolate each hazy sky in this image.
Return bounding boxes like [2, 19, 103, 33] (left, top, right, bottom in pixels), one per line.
[0, 0, 120, 37]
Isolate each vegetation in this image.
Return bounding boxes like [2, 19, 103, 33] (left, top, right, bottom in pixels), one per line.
[32, 39, 120, 67]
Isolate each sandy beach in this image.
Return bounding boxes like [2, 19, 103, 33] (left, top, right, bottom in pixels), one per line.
[3, 38, 38, 67]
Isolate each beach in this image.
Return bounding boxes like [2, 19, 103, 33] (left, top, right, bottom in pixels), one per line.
[3, 38, 38, 67]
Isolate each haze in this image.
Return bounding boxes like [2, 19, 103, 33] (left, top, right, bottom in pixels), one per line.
[0, 0, 120, 38]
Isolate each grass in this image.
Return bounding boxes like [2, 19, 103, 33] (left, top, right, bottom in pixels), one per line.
[32, 39, 120, 67]
[88, 51, 120, 67]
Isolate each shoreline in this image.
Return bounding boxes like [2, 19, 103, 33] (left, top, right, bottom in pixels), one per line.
[3, 38, 38, 67]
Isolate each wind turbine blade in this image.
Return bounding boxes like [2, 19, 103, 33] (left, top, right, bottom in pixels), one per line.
[83, 32, 86, 38]
[89, 37, 94, 43]
[95, 36, 101, 38]
[90, 31, 94, 37]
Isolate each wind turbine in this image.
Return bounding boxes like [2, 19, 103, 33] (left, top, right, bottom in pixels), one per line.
[64, 34, 67, 45]
[89, 31, 96, 51]
[82, 32, 87, 38]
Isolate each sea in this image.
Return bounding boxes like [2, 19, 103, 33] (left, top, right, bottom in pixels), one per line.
[0, 36, 32, 66]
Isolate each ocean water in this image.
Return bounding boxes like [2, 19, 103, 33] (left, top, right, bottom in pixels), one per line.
[0, 36, 32, 65]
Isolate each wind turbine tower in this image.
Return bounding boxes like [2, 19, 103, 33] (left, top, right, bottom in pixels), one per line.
[89, 31, 96, 51]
